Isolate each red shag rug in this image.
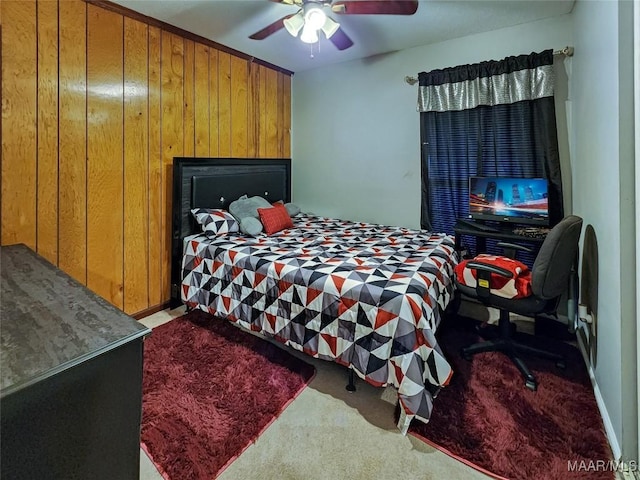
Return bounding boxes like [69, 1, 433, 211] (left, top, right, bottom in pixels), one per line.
[407, 317, 615, 480]
[141, 310, 315, 480]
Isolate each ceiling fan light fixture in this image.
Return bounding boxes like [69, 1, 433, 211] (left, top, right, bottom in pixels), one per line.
[300, 23, 319, 43]
[283, 10, 305, 37]
[321, 16, 340, 39]
[304, 4, 327, 30]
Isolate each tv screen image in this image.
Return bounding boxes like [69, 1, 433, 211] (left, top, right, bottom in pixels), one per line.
[468, 176, 549, 225]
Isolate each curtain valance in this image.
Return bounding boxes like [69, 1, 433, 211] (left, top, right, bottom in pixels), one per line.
[417, 50, 554, 113]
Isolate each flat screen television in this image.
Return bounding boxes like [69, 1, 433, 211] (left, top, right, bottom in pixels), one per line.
[468, 176, 550, 226]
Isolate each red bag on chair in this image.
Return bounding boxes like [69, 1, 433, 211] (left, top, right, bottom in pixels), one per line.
[455, 254, 533, 299]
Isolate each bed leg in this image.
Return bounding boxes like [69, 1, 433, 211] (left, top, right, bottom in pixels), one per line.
[346, 369, 356, 392]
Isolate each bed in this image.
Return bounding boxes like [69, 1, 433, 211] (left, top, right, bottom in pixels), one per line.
[170, 157, 459, 433]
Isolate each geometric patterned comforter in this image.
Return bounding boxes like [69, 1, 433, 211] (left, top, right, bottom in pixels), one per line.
[181, 214, 458, 433]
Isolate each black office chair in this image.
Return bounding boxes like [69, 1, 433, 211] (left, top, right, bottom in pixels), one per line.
[455, 215, 583, 391]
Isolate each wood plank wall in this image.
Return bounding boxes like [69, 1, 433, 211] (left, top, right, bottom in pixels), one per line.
[1, 0, 292, 315]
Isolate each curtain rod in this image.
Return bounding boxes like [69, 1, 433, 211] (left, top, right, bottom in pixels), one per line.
[404, 46, 574, 85]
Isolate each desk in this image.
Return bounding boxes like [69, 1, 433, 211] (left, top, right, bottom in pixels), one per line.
[454, 219, 547, 257]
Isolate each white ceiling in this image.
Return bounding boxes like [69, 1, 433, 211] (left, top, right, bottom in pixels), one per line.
[112, 0, 575, 73]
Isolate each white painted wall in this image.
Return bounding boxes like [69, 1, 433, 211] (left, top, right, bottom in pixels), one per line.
[570, 0, 637, 462]
[291, 1, 638, 463]
[291, 14, 573, 228]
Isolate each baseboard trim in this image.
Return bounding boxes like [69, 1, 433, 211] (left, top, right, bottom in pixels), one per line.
[576, 327, 622, 461]
[132, 302, 171, 320]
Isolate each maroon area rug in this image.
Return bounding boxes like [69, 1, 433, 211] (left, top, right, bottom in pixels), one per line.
[408, 317, 614, 480]
[141, 310, 315, 480]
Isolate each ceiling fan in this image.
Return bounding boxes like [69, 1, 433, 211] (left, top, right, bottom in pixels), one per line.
[249, 0, 419, 51]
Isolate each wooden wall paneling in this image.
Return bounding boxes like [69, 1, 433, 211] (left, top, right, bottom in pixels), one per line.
[230, 55, 248, 157]
[183, 39, 195, 157]
[1, 1, 292, 313]
[277, 72, 285, 159]
[194, 43, 210, 156]
[1, 0, 37, 249]
[283, 74, 291, 158]
[147, 25, 162, 307]
[58, 0, 87, 284]
[218, 51, 231, 157]
[36, 0, 59, 264]
[247, 62, 259, 158]
[123, 17, 149, 315]
[264, 67, 279, 157]
[86, 5, 124, 308]
[257, 65, 267, 158]
[209, 48, 219, 156]
[161, 31, 184, 301]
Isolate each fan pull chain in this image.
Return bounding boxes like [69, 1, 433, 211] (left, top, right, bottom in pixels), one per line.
[309, 36, 322, 59]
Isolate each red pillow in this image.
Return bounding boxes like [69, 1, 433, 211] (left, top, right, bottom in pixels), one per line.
[257, 203, 294, 235]
[455, 254, 532, 299]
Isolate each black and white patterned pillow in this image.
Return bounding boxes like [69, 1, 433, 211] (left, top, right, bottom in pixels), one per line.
[191, 208, 239, 236]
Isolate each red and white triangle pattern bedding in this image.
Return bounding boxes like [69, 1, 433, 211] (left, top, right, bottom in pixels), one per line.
[181, 214, 458, 433]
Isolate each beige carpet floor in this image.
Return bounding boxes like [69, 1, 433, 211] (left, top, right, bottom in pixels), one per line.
[138, 307, 490, 480]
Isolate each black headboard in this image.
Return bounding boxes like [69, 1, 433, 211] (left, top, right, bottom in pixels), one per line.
[170, 157, 291, 307]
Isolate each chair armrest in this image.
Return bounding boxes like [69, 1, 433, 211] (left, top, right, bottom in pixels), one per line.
[496, 242, 532, 253]
[465, 260, 514, 279]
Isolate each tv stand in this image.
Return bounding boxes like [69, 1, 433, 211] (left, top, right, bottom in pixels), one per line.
[455, 218, 500, 233]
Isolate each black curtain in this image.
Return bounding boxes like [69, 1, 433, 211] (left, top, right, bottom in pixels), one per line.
[418, 50, 564, 235]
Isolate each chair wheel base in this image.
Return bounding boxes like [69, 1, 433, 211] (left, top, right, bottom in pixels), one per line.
[461, 348, 473, 361]
[525, 379, 537, 391]
[556, 360, 566, 369]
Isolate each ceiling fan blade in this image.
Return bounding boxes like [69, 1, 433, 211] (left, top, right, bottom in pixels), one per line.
[249, 14, 295, 40]
[269, 0, 297, 4]
[331, 1, 419, 15]
[328, 27, 354, 50]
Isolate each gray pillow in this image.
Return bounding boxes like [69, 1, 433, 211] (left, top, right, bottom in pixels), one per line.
[284, 202, 301, 217]
[240, 217, 263, 236]
[229, 195, 270, 221]
[249, 195, 272, 208]
[229, 195, 272, 235]
[274, 200, 301, 217]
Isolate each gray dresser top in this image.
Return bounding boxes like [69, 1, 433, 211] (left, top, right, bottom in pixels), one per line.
[1, 244, 151, 397]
